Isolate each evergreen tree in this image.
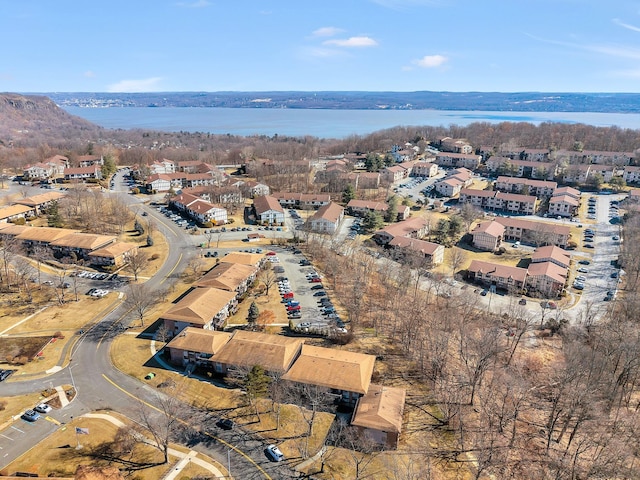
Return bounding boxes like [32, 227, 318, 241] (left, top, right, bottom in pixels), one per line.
[385, 195, 399, 222]
[247, 301, 260, 328]
[342, 184, 356, 204]
[47, 200, 63, 227]
[362, 210, 384, 232]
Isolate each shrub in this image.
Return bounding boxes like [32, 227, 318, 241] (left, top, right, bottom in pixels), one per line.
[0, 400, 7, 411]
[131, 187, 140, 194]
[53, 331, 65, 339]
[149, 253, 160, 261]
[203, 221, 213, 228]
[12, 217, 26, 225]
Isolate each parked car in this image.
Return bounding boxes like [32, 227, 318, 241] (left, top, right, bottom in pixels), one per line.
[578, 260, 590, 265]
[518, 298, 527, 305]
[310, 284, 324, 290]
[541, 301, 557, 309]
[265, 444, 285, 462]
[0, 369, 15, 381]
[313, 291, 327, 297]
[34, 403, 52, 414]
[21, 409, 41, 422]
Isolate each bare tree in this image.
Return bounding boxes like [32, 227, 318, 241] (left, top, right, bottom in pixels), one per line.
[125, 249, 148, 282]
[124, 283, 160, 327]
[136, 387, 184, 465]
[448, 247, 468, 279]
[259, 267, 277, 296]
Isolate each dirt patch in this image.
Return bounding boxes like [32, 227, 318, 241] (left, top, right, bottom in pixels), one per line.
[0, 335, 52, 364]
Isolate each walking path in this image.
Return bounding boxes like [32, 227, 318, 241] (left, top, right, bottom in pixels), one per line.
[84, 413, 226, 479]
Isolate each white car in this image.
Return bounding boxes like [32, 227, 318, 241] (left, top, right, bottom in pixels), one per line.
[265, 444, 284, 462]
[34, 403, 52, 414]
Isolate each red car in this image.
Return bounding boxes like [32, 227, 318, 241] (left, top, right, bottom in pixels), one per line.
[282, 292, 294, 299]
[266, 251, 277, 256]
[286, 305, 301, 311]
[310, 277, 322, 283]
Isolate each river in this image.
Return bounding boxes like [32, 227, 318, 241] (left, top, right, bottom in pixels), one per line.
[63, 107, 640, 139]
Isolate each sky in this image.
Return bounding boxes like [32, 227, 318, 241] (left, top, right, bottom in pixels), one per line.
[2, 0, 640, 93]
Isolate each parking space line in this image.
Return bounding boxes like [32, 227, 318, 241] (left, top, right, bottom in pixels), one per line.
[45, 416, 61, 425]
[0, 433, 12, 440]
[10, 425, 25, 433]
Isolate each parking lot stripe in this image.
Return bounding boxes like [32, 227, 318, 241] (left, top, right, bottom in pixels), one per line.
[0, 434, 12, 440]
[45, 416, 61, 425]
[10, 426, 25, 433]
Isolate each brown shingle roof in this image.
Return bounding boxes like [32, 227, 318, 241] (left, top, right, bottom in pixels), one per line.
[211, 330, 304, 373]
[88, 242, 138, 259]
[49, 233, 116, 251]
[166, 327, 232, 355]
[15, 191, 66, 207]
[468, 260, 528, 283]
[220, 252, 264, 267]
[388, 236, 442, 255]
[0, 204, 34, 219]
[310, 202, 344, 223]
[282, 345, 376, 395]
[351, 384, 406, 433]
[472, 220, 505, 237]
[16, 226, 79, 243]
[161, 287, 236, 325]
[253, 195, 284, 215]
[194, 262, 257, 291]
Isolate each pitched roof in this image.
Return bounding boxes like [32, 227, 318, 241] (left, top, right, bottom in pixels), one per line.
[15, 226, 79, 243]
[388, 236, 443, 255]
[194, 262, 257, 291]
[549, 194, 579, 206]
[253, 195, 284, 215]
[49, 233, 116, 250]
[0, 204, 34, 219]
[271, 192, 331, 202]
[351, 384, 406, 434]
[346, 200, 388, 211]
[310, 202, 344, 223]
[211, 330, 305, 373]
[88, 242, 138, 259]
[15, 191, 66, 207]
[468, 260, 528, 283]
[282, 345, 376, 394]
[526, 261, 568, 283]
[375, 216, 428, 239]
[161, 287, 237, 325]
[495, 217, 570, 236]
[472, 220, 505, 238]
[166, 327, 232, 355]
[220, 252, 264, 266]
[531, 245, 571, 267]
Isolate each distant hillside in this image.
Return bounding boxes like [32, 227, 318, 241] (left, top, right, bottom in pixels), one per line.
[46, 91, 640, 113]
[0, 93, 103, 146]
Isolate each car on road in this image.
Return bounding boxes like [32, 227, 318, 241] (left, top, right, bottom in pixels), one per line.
[265, 444, 285, 462]
[541, 301, 557, 309]
[0, 369, 15, 381]
[21, 409, 41, 422]
[34, 403, 52, 414]
[612, 235, 620, 241]
[217, 418, 234, 430]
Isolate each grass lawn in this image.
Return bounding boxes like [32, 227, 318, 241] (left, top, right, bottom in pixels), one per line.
[2, 414, 216, 479]
[111, 333, 241, 412]
[0, 392, 47, 426]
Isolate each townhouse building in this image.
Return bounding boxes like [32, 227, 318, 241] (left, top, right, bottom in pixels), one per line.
[494, 176, 557, 198]
[253, 195, 285, 225]
[307, 202, 345, 234]
[435, 152, 481, 170]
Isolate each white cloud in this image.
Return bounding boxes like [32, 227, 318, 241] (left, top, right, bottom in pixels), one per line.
[525, 33, 640, 60]
[107, 77, 163, 92]
[323, 36, 378, 47]
[413, 54, 448, 68]
[613, 18, 640, 33]
[312, 27, 343, 37]
[83, 71, 96, 78]
[175, 0, 210, 7]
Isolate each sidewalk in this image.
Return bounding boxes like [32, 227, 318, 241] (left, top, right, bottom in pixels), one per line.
[84, 413, 226, 479]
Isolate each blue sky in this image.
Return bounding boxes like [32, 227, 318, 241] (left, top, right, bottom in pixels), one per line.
[2, 0, 640, 93]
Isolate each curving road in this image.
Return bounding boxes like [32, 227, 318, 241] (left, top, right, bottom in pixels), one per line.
[1, 171, 296, 479]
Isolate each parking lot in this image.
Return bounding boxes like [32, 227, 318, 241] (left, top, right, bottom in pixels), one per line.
[269, 246, 345, 334]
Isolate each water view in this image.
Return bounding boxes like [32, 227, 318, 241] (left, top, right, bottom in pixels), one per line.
[63, 107, 640, 139]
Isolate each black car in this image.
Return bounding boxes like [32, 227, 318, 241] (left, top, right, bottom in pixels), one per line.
[313, 291, 327, 297]
[217, 418, 234, 430]
[310, 284, 324, 290]
[0, 369, 15, 381]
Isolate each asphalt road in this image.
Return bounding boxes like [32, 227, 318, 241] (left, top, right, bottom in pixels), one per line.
[1, 170, 297, 479]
